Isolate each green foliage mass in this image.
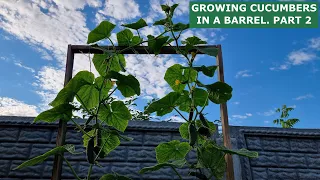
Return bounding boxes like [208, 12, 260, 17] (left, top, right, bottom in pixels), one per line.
[16, 3, 257, 180]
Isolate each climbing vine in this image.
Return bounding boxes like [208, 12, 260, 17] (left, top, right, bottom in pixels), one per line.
[15, 3, 257, 180]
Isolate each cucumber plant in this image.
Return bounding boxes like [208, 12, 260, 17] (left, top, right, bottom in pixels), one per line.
[14, 3, 257, 180]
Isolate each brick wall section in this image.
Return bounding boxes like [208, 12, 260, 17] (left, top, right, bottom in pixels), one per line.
[229, 126, 320, 180]
[0, 116, 197, 180]
[1, 116, 320, 180]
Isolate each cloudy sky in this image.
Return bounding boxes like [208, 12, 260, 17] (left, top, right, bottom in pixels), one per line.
[0, 0, 319, 128]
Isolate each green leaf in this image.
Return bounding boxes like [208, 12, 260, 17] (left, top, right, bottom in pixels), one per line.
[131, 36, 142, 45]
[184, 67, 198, 82]
[14, 144, 76, 170]
[147, 35, 170, 55]
[83, 129, 120, 157]
[87, 21, 116, 44]
[117, 29, 133, 46]
[197, 144, 226, 180]
[155, 140, 191, 163]
[34, 104, 74, 123]
[139, 159, 186, 174]
[205, 82, 233, 104]
[176, 90, 191, 112]
[50, 71, 94, 107]
[196, 47, 219, 57]
[93, 54, 126, 76]
[94, 77, 113, 99]
[164, 64, 197, 92]
[210, 143, 258, 158]
[153, 18, 168, 26]
[100, 174, 132, 180]
[181, 36, 207, 45]
[145, 92, 181, 116]
[122, 18, 148, 30]
[194, 88, 208, 107]
[164, 64, 185, 92]
[76, 84, 99, 109]
[193, 65, 217, 77]
[169, 4, 179, 15]
[93, 54, 108, 76]
[172, 23, 189, 32]
[107, 71, 140, 97]
[179, 123, 189, 139]
[161, 4, 170, 13]
[98, 101, 132, 132]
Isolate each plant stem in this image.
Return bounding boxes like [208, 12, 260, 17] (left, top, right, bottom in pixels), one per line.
[171, 166, 183, 180]
[173, 107, 188, 122]
[75, 93, 91, 115]
[87, 164, 93, 180]
[71, 118, 92, 138]
[107, 37, 116, 51]
[61, 155, 81, 180]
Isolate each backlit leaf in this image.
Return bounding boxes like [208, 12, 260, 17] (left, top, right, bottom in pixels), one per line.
[98, 101, 131, 132]
[155, 140, 190, 163]
[14, 144, 77, 170]
[87, 21, 116, 44]
[164, 64, 197, 92]
[107, 71, 140, 97]
[145, 92, 181, 116]
[147, 35, 169, 55]
[50, 71, 94, 107]
[34, 104, 74, 123]
[122, 18, 148, 30]
[205, 82, 232, 104]
[76, 84, 99, 109]
[193, 65, 217, 77]
[93, 54, 126, 76]
[194, 88, 208, 107]
[117, 29, 133, 46]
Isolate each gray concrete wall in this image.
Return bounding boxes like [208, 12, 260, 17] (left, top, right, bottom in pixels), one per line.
[1, 116, 320, 180]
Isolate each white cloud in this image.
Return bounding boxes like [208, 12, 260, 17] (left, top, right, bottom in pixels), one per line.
[309, 37, 320, 50]
[166, 115, 185, 122]
[293, 94, 314, 100]
[96, 0, 141, 21]
[0, 97, 38, 116]
[246, 113, 252, 117]
[270, 36, 319, 71]
[232, 101, 240, 105]
[270, 63, 290, 71]
[0, 1, 101, 110]
[14, 62, 35, 73]
[231, 113, 252, 119]
[289, 105, 297, 108]
[235, 70, 253, 78]
[288, 50, 317, 65]
[125, 54, 179, 98]
[264, 120, 270, 124]
[257, 109, 276, 116]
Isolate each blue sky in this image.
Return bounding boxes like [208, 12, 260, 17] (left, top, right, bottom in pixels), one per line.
[0, 0, 319, 128]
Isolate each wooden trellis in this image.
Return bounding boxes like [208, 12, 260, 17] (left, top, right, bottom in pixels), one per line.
[52, 45, 234, 180]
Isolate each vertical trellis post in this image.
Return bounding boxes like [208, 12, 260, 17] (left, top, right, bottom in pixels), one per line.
[52, 45, 74, 180]
[216, 45, 234, 180]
